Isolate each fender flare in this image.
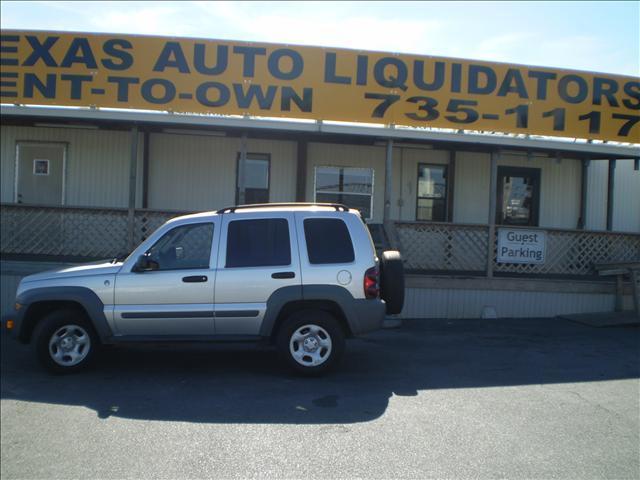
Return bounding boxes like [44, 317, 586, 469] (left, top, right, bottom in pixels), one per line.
[17, 286, 112, 342]
[259, 284, 361, 337]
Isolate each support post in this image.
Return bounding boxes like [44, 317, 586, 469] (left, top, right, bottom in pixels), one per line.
[487, 151, 498, 278]
[142, 130, 150, 209]
[237, 132, 248, 205]
[295, 139, 308, 202]
[127, 126, 139, 252]
[578, 158, 589, 229]
[606, 159, 616, 231]
[447, 150, 456, 222]
[383, 139, 393, 223]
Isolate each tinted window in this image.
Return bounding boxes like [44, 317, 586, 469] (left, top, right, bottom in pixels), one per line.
[304, 218, 355, 264]
[147, 223, 214, 270]
[226, 219, 291, 267]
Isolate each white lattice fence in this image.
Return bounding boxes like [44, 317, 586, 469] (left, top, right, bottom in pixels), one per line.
[1, 204, 191, 259]
[134, 210, 189, 243]
[395, 222, 489, 272]
[1, 204, 129, 258]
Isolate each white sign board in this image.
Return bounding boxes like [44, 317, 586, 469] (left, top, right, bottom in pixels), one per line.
[497, 228, 546, 264]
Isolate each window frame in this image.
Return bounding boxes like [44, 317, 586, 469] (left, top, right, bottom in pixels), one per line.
[144, 222, 215, 272]
[224, 217, 292, 268]
[235, 152, 271, 205]
[313, 166, 375, 220]
[496, 166, 541, 227]
[416, 163, 448, 222]
[303, 217, 356, 265]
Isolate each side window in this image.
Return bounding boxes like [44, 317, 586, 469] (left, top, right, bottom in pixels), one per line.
[226, 218, 291, 268]
[304, 218, 355, 264]
[146, 223, 214, 270]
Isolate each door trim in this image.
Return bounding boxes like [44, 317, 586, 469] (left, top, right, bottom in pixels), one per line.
[14, 141, 68, 205]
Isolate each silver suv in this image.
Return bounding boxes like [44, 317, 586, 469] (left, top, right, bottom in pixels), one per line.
[3, 203, 404, 375]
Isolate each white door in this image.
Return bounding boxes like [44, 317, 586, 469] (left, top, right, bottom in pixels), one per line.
[16, 143, 65, 205]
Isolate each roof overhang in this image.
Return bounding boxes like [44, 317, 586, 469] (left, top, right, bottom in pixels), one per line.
[2, 105, 639, 160]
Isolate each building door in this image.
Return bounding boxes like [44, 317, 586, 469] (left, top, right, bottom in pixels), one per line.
[416, 164, 448, 221]
[496, 166, 541, 226]
[16, 143, 66, 205]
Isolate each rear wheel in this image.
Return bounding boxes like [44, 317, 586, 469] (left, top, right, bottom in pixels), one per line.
[276, 310, 345, 375]
[33, 310, 98, 374]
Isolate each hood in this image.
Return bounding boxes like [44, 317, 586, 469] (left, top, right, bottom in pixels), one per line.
[21, 260, 123, 283]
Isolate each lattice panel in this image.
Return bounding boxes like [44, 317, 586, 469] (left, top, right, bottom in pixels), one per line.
[0, 205, 129, 258]
[134, 210, 189, 243]
[396, 222, 489, 272]
[494, 230, 640, 275]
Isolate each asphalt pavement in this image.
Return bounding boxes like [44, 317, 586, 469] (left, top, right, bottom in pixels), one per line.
[1, 317, 639, 479]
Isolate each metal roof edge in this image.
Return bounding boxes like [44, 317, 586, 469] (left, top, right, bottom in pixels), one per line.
[2, 105, 639, 159]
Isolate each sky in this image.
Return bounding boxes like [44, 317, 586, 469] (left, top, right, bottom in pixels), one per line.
[0, 1, 638, 76]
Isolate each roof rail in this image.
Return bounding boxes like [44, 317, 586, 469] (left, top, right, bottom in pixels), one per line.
[216, 202, 350, 214]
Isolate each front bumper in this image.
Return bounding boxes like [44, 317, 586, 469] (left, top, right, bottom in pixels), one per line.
[1, 305, 25, 340]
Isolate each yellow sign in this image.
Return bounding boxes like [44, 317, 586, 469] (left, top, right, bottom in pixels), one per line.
[1, 30, 639, 142]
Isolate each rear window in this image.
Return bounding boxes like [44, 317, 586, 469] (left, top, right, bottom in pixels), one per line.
[304, 218, 355, 264]
[226, 218, 291, 267]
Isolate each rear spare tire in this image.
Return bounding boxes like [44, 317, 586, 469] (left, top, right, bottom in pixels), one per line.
[380, 250, 405, 314]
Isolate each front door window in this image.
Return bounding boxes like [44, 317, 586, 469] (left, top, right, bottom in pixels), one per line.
[496, 167, 541, 226]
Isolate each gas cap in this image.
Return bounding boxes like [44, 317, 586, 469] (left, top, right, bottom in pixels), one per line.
[337, 270, 352, 285]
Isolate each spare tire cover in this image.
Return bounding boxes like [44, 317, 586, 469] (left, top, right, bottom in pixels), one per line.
[380, 250, 405, 315]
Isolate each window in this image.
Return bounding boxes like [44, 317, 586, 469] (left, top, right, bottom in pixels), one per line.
[146, 223, 214, 270]
[496, 167, 541, 226]
[304, 218, 355, 264]
[226, 218, 291, 267]
[416, 164, 447, 222]
[236, 153, 270, 204]
[315, 166, 374, 219]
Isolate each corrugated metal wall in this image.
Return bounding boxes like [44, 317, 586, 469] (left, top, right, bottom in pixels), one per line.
[612, 160, 640, 232]
[1, 125, 637, 232]
[585, 159, 640, 233]
[452, 151, 582, 228]
[0, 125, 143, 207]
[147, 133, 296, 212]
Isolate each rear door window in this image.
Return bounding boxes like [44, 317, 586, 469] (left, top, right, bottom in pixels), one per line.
[304, 218, 355, 264]
[226, 218, 291, 267]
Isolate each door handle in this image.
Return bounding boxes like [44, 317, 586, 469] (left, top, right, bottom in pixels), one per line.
[182, 275, 208, 283]
[272, 271, 295, 279]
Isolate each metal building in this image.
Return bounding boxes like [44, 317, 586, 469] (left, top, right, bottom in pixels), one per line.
[1, 30, 639, 318]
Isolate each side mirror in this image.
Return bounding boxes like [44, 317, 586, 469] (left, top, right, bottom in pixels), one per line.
[133, 254, 159, 272]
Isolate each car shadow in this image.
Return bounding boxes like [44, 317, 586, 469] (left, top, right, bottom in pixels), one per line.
[1, 317, 638, 424]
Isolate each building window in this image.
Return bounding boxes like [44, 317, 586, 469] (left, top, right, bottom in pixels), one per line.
[314, 166, 374, 219]
[236, 153, 270, 204]
[496, 166, 541, 226]
[416, 164, 447, 222]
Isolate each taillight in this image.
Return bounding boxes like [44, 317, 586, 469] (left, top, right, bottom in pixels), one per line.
[364, 266, 379, 299]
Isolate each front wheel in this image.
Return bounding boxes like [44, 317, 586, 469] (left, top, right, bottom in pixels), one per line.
[33, 310, 98, 374]
[276, 310, 345, 376]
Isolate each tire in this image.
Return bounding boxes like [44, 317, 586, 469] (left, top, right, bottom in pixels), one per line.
[380, 250, 405, 314]
[276, 310, 345, 376]
[32, 309, 98, 374]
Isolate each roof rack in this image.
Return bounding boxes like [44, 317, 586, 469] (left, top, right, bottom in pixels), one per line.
[216, 202, 350, 214]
